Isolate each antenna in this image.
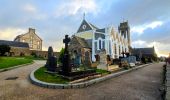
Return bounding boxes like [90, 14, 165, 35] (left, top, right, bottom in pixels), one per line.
[83, 12, 86, 20]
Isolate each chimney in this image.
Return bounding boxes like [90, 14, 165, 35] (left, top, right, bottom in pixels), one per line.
[29, 28, 35, 33]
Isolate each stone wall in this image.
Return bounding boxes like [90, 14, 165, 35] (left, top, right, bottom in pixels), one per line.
[10, 47, 30, 56]
[30, 50, 59, 59]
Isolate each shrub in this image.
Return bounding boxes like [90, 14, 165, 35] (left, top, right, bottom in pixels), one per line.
[0, 45, 10, 56]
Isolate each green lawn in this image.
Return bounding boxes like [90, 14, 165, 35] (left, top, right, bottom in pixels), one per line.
[0, 57, 33, 69]
[34, 67, 69, 84]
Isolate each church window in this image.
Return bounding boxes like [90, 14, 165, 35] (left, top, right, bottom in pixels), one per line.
[115, 44, 117, 54]
[102, 41, 105, 49]
[99, 40, 102, 49]
[119, 46, 121, 55]
[95, 42, 97, 52]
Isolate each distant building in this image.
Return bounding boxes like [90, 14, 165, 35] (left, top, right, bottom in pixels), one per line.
[132, 47, 157, 61]
[0, 40, 30, 56]
[14, 28, 42, 51]
[74, 18, 131, 61]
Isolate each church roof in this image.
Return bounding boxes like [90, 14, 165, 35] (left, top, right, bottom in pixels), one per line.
[77, 19, 98, 33]
[132, 47, 155, 55]
[0, 40, 29, 48]
[71, 35, 90, 48]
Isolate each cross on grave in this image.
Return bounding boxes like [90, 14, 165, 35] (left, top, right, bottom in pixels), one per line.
[63, 35, 70, 53]
[61, 35, 71, 75]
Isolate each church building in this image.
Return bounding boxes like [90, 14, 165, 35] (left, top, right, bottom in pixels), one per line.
[74, 18, 131, 62]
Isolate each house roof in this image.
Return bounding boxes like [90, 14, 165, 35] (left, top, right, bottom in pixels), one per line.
[0, 40, 29, 48]
[132, 47, 155, 55]
[72, 35, 90, 48]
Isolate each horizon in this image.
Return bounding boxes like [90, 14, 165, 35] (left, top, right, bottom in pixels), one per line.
[0, 0, 169, 57]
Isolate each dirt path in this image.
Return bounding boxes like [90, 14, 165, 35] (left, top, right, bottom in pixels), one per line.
[0, 62, 163, 100]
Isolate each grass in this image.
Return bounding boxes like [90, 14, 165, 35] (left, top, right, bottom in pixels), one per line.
[95, 68, 110, 74]
[34, 67, 69, 84]
[0, 57, 33, 69]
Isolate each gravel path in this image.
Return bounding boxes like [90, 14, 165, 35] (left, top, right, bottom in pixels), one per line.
[0, 62, 163, 100]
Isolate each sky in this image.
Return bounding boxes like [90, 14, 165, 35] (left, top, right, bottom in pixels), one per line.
[0, 0, 169, 57]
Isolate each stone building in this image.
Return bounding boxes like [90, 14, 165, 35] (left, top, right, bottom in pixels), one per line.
[132, 47, 157, 61]
[75, 18, 131, 62]
[69, 35, 91, 65]
[0, 40, 30, 56]
[14, 28, 42, 51]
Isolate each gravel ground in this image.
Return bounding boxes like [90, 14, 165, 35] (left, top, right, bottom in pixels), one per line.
[0, 61, 163, 100]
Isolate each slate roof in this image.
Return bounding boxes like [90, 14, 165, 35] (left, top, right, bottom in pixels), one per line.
[132, 47, 155, 55]
[0, 40, 29, 48]
[96, 28, 105, 33]
[72, 36, 90, 48]
[77, 19, 99, 33]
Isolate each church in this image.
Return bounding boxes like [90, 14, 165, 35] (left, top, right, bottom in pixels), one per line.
[74, 18, 131, 62]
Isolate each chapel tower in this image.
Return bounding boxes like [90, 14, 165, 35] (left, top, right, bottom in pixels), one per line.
[118, 21, 131, 47]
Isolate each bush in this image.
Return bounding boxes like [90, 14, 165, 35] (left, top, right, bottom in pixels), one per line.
[0, 45, 10, 56]
[58, 48, 65, 63]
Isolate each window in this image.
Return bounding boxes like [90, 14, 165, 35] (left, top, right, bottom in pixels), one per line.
[115, 44, 117, 54]
[99, 40, 101, 49]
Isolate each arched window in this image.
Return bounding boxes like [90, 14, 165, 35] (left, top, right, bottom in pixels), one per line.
[99, 40, 102, 49]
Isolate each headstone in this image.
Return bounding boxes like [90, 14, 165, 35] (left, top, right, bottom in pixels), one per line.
[45, 46, 54, 68]
[61, 35, 72, 75]
[97, 51, 107, 70]
[46, 46, 57, 72]
[84, 51, 92, 67]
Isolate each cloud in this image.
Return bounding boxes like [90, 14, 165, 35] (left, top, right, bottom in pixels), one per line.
[131, 21, 163, 35]
[54, 0, 99, 17]
[23, 4, 37, 13]
[0, 28, 25, 40]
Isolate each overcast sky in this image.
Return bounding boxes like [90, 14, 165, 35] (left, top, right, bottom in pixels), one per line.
[0, 0, 169, 57]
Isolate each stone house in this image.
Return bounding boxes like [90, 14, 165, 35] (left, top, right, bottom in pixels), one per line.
[14, 28, 42, 51]
[0, 40, 30, 56]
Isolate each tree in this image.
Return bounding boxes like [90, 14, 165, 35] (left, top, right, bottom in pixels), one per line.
[58, 48, 65, 63]
[0, 45, 11, 56]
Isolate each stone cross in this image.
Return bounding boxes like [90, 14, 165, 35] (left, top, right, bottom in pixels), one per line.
[61, 35, 71, 75]
[63, 35, 70, 53]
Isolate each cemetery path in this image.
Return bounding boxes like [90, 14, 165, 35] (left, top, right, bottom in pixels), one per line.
[0, 62, 164, 100]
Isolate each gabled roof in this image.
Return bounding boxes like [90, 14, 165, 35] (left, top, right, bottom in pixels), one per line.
[132, 47, 155, 55]
[71, 35, 90, 48]
[0, 40, 29, 48]
[77, 19, 98, 33]
[14, 28, 42, 41]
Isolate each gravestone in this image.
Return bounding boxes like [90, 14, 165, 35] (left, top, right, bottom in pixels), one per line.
[45, 46, 53, 68]
[97, 51, 107, 70]
[84, 51, 92, 67]
[61, 35, 72, 75]
[46, 46, 57, 72]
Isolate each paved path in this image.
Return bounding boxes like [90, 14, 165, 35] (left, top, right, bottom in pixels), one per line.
[0, 62, 163, 100]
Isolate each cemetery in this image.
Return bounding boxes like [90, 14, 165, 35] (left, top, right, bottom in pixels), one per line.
[30, 35, 150, 88]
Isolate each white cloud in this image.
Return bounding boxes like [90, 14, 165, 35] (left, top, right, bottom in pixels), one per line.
[55, 0, 99, 17]
[23, 4, 37, 13]
[0, 28, 25, 40]
[132, 40, 147, 47]
[131, 21, 163, 35]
